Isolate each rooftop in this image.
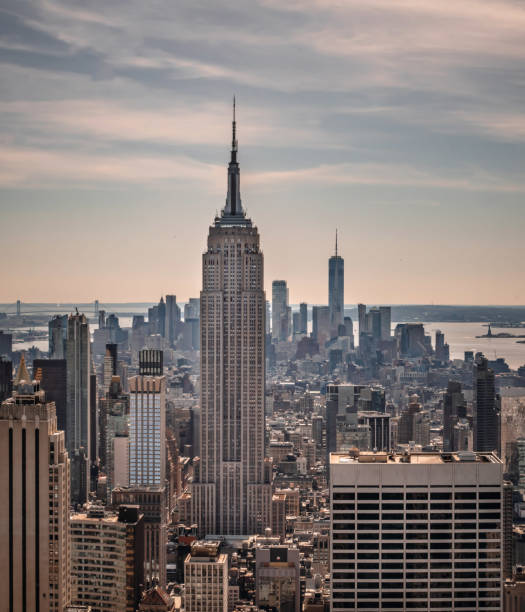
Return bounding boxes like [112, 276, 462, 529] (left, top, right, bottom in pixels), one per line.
[330, 451, 502, 465]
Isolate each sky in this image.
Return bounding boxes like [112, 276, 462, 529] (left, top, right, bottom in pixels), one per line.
[1, 0, 524, 305]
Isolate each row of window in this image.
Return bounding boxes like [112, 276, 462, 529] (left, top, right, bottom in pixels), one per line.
[333, 491, 501, 500]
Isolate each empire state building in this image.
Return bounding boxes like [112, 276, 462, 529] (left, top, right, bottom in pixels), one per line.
[187, 102, 271, 536]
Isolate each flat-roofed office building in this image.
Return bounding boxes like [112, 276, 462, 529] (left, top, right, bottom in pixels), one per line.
[330, 450, 505, 611]
[184, 541, 228, 612]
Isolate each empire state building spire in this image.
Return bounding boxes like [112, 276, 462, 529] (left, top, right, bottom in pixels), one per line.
[219, 97, 248, 225]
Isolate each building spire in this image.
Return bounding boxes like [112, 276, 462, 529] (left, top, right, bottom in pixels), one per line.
[335, 229, 338, 257]
[218, 96, 249, 225]
[14, 352, 31, 386]
[232, 95, 237, 159]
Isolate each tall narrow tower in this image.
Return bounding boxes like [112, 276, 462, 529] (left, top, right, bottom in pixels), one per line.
[66, 312, 91, 505]
[189, 100, 271, 536]
[328, 230, 344, 335]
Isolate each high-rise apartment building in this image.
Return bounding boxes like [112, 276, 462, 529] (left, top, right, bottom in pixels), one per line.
[70, 505, 127, 612]
[474, 353, 501, 454]
[0, 370, 70, 612]
[330, 450, 505, 611]
[188, 103, 271, 536]
[272, 280, 289, 342]
[184, 541, 228, 612]
[128, 375, 166, 488]
[66, 312, 91, 504]
[328, 231, 344, 334]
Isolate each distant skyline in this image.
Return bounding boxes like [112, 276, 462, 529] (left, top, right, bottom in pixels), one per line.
[1, 1, 525, 304]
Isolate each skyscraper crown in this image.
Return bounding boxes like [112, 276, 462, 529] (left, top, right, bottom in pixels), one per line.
[216, 98, 251, 227]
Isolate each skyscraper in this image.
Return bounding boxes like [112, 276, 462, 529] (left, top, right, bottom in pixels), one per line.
[128, 375, 166, 487]
[99, 376, 129, 500]
[379, 305, 391, 340]
[165, 294, 180, 346]
[473, 353, 501, 454]
[33, 358, 67, 433]
[48, 314, 67, 359]
[299, 302, 308, 335]
[0, 356, 12, 401]
[0, 367, 70, 612]
[66, 312, 91, 505]
[272, 280, 289, 342]
[328, 230, 344, 334]
[188, 101, 271, 535]
[103, 344, 116, 393]
[312, 305, 330, 346]
[357, 303, 367, 340]
[443, 380, 466, 452]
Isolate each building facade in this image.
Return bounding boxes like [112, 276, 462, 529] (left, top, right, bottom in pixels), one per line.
[272, 280, 289, 342]
[66, 312, 91, 504]
[184, 541, 228, 612]
[70, 506, 127, 612]
[112, 486, 167, 588]
[128, 375, 166, 488]
[474, 353, 501, 454]
[330, 450, 505, 611]
[0, 371, 70, 612]
[255, 545, 301, 612]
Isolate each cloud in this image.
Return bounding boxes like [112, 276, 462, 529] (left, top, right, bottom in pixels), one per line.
[0, 145, 224, 189]
[0, 142, 521, 196]
[247, 161, 525, 193]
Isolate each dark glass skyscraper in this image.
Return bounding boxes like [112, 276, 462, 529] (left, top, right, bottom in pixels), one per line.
[328, 230, 344, 334]
[0, 356, 12, 402]
[473, 353, 500, 454]
[33, 358, 67, 432]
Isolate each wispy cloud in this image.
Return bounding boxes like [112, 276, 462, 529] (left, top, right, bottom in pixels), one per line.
[0, 145, 224, 188]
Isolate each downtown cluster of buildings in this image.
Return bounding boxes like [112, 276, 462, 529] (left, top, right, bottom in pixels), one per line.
[1, 109, 525, 611]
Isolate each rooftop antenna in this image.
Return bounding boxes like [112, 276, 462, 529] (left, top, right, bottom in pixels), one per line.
[232, 95, 237, 154]
[335, 229, 338, 257]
